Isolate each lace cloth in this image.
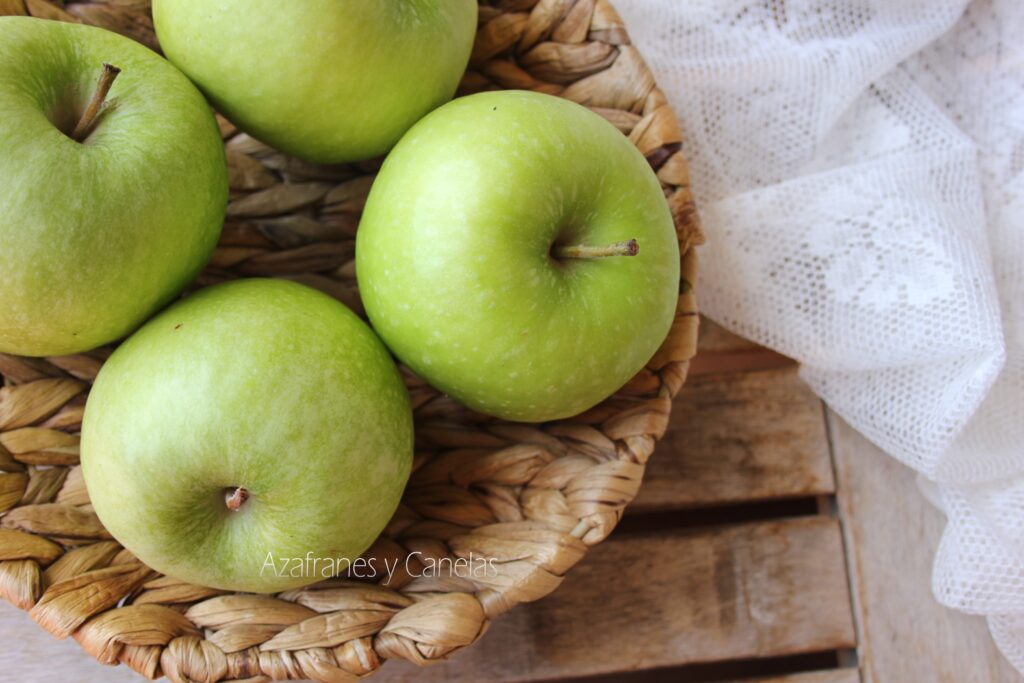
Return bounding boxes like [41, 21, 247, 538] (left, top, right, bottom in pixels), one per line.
[614, 0, 1024, 670]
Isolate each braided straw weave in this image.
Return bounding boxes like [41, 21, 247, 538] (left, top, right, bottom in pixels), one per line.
[0, 1, 703, 680]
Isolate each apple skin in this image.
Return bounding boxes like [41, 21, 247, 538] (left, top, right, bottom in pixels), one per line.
[152, 0, 478, 164]
[0, 17, 227, 357]
[80, 279, 414, 593]
[356, 91, 680, 423]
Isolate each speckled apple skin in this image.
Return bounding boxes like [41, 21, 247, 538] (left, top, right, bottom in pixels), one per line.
[81, 279, 414, 593]
[0, 17, 226, 357]
[357, 91, 681, 423]
[153, 0, 478, 164]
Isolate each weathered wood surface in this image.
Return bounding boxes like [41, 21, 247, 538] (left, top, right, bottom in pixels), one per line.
[729, 672, 860, 683]
[829, 414, 1022, 683]
[689, 319, 793, 377]
[632, 366, 835, 512]
[632, 317, 836, 512]
[376, 517, 855, 681]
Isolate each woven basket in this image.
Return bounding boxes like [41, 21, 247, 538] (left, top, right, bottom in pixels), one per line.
[0, 1, 703, 681]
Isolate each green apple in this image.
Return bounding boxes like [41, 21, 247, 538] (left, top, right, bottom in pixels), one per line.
[356, 90, 680, 423]
[81, 279, 413, 593]
[0, 17, 227, 357]
[152, 0, 478, 164]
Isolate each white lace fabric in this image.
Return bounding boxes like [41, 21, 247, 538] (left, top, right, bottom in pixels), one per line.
[614, 0, 1024, 671]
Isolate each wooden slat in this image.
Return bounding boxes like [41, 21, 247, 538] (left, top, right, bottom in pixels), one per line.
[690, 318, 794, 376]
[697, 317, 763, 354]
[829, 414, 1021, 683]
[632, 367, 835, 512]
[377, 517, 855, 682]
[730, 672, 860, 683]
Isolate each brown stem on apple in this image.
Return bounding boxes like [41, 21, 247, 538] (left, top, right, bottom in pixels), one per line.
[224, 487, 249, 512]
[71, 63, 121, 142]
[553, 239, 640, 260]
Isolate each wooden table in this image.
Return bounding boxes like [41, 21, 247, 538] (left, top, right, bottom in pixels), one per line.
[1, 320, 1017, 682]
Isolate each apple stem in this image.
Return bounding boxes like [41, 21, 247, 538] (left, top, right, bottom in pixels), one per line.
[224, 487, 249, 512]
[553, 239, 640, 260]
[71, 63, 121, 142]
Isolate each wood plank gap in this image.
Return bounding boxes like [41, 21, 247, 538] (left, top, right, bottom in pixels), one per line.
[531, 652, 851, 682]
[822, 409, 865, 681]
[619, 497, 822, 534]
[815, 494, 839, 518]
